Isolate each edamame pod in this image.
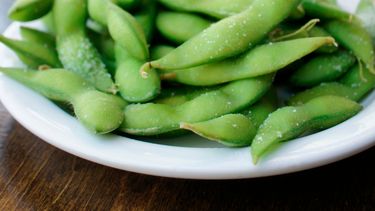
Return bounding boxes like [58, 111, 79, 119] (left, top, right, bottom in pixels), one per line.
[302, 0, 353, 21]
[134, 0, 157, 42]
[0, 35, 61, 68]
[324, 20, 374, 73]
[150, 45, 174, 60]
[121, 75, 273, 136]
[107, 3, 149, 61]
[158, 0, 254, 19]
[54, 0, 117, 94]
[162, 37, 335, 86]
[155, 86, 217, 106]
[115, 45, 161, 102]
[308, 26, 338, 53]
[290, 50, 356, 87]
[141, 0, 302, 75]
[156, 12, 212, 44]
[0, 68, 126, 134]
[8, 0, 54, 22]
[181, 114, 257, 147]
[180, 93, 277, 147]
[288, 65, 375, 105]
[20, 26, 55, 48]
[251, 95, 362, 164]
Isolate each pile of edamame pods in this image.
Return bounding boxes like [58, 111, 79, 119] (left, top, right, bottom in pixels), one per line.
[1, 0, 375, 164]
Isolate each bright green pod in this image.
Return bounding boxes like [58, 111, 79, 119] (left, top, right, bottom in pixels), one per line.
[156, 12, 212, 44]
[155, 86, 217, 106]
[0, 68, 126, 134]
[356, 0, 375, 42]
[8, 0, 54, 22]
[115, 45, 161, 102]
[107, 3, 149, 61]
[158, 0, 254, 19]
[180, 93, 277, 147]
[162, 37, 335, 86]
[54, 0, 116, 94]
[120, 75, 273, 136]
[181, 114, 257, 147]
[150, 45, 175, 60]
[141, 0, 301, 75]
[290, 50, 356, 87]
[288, 65, 375, 105]
[42, 12, 55, 34]
[324, 20, 374, 72]
[251, 95, 362, 164]
[134, 0, 157, 42]
[308, 26, 338, 53]
[20, 26, 55, 48]
[0, 35, 61, 68]
[340, 64, 375, 101]
[87, 29, 116, 62]
[88, 0, 110, 26]
[115, 0, 140, 9]
[302, 0, 353, 21]
[288, 82, 353, 106]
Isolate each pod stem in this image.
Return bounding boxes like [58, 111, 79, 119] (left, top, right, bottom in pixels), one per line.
[272, 19, 320, 42]
[179, 122, 193, 130]
[140, 62, 152, 78]
[160, 72, 177, 80]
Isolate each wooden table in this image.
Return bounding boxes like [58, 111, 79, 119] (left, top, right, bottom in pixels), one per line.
[1, 114, 375, 210]
[1, 2, 375, 210]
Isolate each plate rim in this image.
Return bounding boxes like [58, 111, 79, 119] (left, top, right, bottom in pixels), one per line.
[1, 2, 375, 179]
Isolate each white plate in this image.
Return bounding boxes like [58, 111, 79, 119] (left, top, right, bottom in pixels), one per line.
[1, 0, 374, 180]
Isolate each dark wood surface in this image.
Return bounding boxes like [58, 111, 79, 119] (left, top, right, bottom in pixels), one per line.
[0, 110, 375, 210]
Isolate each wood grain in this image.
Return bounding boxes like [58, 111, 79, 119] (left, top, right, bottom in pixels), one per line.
[0, 113, 374, 210]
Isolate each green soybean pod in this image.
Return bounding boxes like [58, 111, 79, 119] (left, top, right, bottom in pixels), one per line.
[8, 0, 54, 22]
[324, 20, 375, 73]
[87, 29, 116, 62]
[308, 26, 338, 53]
[120, 75, 273, 136]
[158, 0, 254, 19]
[251, 95, 362, 164]
[180, 93, 277, 147]
[290, 50, 356, 87]
[107, 3, 149, 61]
[150, 45, 175, 60]
[288, 65, 375, 106]
[115, 0, 141, 9]
[141, 0, 301, 75]
[0, 68, 126, 134]
[302, 0, 353, 21]
[156, 12, 212, 44]
[20, 26, 55, 48]
[155, 86, 217, 106]
[162, 37, 335, 86]
[134, 0, 157, 42]
[181, 114, 257, 147]
[115, 46, 161, 102]
[0, 35, 61, 68]
[42, 12, 55, 34]
[54, 0, 116, 94]
[340, 65, 375, 101]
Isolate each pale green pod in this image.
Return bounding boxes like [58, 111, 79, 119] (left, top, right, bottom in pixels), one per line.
[162, 37, 335, 86]
[141, 0, 301, 75]
[156, 12, 212, 44]
[251, 95, 362, 164]
[0, 68, 126, 134]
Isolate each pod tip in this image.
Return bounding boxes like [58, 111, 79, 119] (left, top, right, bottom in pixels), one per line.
[140, 62, 152, 78]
